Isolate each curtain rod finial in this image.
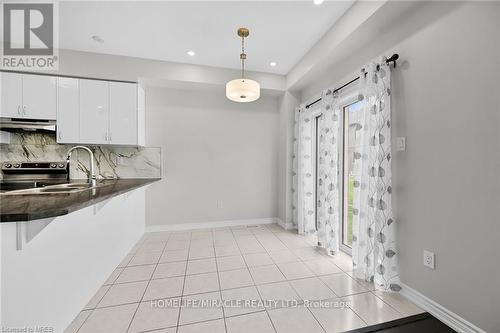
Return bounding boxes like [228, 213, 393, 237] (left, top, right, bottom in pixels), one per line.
[386, 54, 399, 67]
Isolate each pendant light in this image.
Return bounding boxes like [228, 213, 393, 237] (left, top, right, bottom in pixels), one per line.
[226, 28, 261, 103]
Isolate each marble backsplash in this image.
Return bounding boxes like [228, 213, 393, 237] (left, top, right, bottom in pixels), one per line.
[0, 132, 161, 179]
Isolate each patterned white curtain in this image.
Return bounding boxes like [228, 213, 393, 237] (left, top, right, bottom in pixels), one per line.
[316, 90, 341, 253]
[292, 106, 300, 228]
[293, 105, 316, 234]
[351, 58, 401, 292]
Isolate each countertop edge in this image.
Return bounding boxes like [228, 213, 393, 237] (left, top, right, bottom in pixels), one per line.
[0, 178, 160, 223]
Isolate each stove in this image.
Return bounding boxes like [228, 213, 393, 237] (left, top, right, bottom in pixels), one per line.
[0, 161, 69, 192]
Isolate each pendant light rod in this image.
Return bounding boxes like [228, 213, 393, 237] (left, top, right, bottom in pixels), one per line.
[238, 27, 249, 80]
[241, 35, 245, 79]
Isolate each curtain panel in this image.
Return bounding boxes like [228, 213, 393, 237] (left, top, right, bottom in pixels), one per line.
[295, 106, 316, 234]
[316, 89, 341, 253]
[292, 106, 300, 228]
[351, 58, 401, 292]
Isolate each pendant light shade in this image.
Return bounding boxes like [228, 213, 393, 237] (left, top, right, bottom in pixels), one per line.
[226, 27, 260, 103]
[226, 78, 260, 102]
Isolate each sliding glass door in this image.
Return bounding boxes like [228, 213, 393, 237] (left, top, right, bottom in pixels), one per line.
[308, 99, 363, 253]
[341, 101, 363, 251]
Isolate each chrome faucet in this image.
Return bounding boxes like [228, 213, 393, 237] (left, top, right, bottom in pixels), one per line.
[66, 146, 97, 187]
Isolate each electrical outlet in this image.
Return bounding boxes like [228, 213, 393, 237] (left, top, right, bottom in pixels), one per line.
[396, 137, 406, 151]
[217, 200, 223, 209]
[423, 250, 435, 269]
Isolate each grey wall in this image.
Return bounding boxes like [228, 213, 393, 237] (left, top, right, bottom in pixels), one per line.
[299, 2, 500, 332]
[145, 87, 280, 227]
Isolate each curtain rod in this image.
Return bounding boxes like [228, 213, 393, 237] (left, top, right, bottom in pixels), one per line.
[304, 53, 399, 110]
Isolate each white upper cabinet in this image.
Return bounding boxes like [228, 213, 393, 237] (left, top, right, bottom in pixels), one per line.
[0, 72, 56, 120]
[109, 82, 137, 145]
[56, 77, 79, 144]
[79, 79, 109, 145]
[22, 75, 57, 120]
[1, 71, 144, 146]
[1, 72, 23, 118]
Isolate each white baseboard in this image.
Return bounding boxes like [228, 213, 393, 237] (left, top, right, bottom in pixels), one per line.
[400, 283, 486, 333]
[275, 218, 296, 230]
[146, 217, 278, 232]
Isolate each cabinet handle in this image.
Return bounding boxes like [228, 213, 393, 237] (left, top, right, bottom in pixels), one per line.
[22, 106, 26, 115]
[17, 105, 21, 115]
[109, 133, 112, 142]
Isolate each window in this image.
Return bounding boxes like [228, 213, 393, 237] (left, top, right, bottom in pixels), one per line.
[341, 100, 364, 250]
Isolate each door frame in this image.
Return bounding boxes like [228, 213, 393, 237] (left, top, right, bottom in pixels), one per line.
[308, 107, 323, 232]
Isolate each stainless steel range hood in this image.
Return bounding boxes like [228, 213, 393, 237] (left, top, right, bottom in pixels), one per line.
[0, 118, 56, 132]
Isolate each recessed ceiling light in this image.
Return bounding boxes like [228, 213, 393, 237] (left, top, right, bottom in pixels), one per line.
[270, 62, 277, 67]
[187, 50, 196, 56]
[91, 35, 104, 43]
[313, 0, 324, 5]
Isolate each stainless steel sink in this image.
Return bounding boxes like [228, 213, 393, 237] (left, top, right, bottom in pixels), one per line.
[1, 182, 109, 195]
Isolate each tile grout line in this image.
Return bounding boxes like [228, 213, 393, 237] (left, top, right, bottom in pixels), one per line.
[125, 233, 171, 333]
[175, 231, 193, 333]
[343, 296, 370, 327]
[210, 228, 228, 333]
[74, 308, 94, 333]
[369, 290, 407, 317]
[237, 226, 279, 333]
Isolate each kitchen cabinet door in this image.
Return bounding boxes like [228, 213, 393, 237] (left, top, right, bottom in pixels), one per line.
[0, 72, 23, 118]
[22, 74, 57, 120]
[56, 77, 80, 143]
[79, 79, 109, 144]
[109, 82, 137, 145]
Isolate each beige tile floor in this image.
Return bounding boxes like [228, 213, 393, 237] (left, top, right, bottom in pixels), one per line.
[65, 224, 423, 333]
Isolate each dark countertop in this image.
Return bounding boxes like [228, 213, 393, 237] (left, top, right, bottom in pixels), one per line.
[0, 178, 159, 222]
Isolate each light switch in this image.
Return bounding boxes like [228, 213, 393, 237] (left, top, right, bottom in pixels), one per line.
[396, 137, 406, 151]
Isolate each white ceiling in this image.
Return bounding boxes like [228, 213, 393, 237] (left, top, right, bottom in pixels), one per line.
[59, 1, 354, 75]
